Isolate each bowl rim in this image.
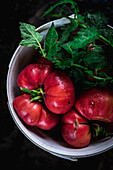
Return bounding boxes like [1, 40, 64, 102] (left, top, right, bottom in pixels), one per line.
[6, 15, 113, 161]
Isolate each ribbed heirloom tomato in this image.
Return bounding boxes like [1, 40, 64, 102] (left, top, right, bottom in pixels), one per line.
[14, 62, 76, 130]
[17, 63, 52, 90]
[17, 63, 75, 115]
[44, 71, 75, 114]
[75, 88, 113, 123]
[13, 94, 59, 130]
[13, 94, 42, 126]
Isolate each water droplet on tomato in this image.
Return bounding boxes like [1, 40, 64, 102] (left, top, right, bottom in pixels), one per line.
[89, 101, 95, 109]
[97, 93, 100, 97]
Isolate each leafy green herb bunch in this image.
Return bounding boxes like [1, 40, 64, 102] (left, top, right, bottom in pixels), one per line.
[19, 0, 113, 90]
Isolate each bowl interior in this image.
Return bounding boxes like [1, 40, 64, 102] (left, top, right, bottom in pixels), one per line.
[7, 17, 113, 159]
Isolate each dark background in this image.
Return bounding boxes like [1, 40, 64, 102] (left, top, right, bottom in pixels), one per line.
[1, 0, 113, 169]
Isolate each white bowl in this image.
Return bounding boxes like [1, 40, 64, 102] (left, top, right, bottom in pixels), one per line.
[7, 16, 113, 161]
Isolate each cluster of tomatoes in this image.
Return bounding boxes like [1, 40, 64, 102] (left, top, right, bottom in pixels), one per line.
[13, 56, 113, 148]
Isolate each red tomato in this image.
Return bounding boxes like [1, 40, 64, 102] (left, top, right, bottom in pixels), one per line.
[13, 94, 42, 126]
[36, 56, 53, 67]
[13, 94, 59, 129]
[75, 88, 113, 123]
[36, 107, 59, 130]
[44, 71, 75, 114]
[17, 64, 52, 90]
[61, 109, 91, 147]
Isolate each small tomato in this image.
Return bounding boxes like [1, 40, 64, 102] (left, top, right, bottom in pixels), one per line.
[61, 109, 91, 147]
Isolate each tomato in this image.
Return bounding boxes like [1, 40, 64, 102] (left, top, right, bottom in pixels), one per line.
[17, 66, 75, 114]
[75, 88, 113, 123]
[36, 107, 59, 130]
[44, 71, 75, 114]
[17, 64, 52, 90]
[13, 94, 59, 129]
[61, 109, 91, 147]
[36, 56, 53, 67]
[13, 94, 42, 126]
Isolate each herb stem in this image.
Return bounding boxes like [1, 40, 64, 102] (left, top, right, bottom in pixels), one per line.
[74, 19, 87, 28]
[99, 35, 113, 47]
[72, 63, 113, 81]
[20, 87, 44, 101]
[30, 96, 42, 102]
[72, 63, 87, 69]
[36, 39, 46, 57]
[39, 87, 44, 95]
[92, 75, 112, 81]
[20, 87, 32, 94]
[26, 25, 46, 57]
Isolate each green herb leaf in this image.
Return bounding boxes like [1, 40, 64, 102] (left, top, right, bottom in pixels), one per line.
[84, 11, 113, 47]
[67, 67, 86, 85]
[19, 22, 43, 49]
[55, 58, 72, 70]
[44, 23, 61, 61]
[77, 14, 84, 23]
[61, 41, 72, 54]
[72, 28, 99, 49]
[85, 11, 108, 30]
[101, 27, 113, 46]
[43, 0, 77, 16]
[18, 1, 113, 88]
[19, 22, 46, 57]
[83, 52, 106, 70]
[59, 18, 78, 43]
[62, 27, 99, 51]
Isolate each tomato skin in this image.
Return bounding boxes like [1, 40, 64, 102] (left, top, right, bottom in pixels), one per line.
[75, 88, 113, 123]
[36, 107, 59, 130]
[36, 56, 53, 67]
[61, 109, 91, 147]
[17, 64, 51, 90]
[13, 94, 59, 130]
[13, 94, 42, 126]
[44, 71, 75, 114]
